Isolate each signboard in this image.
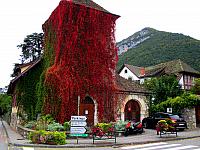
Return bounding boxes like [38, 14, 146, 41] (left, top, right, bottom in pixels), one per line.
[71, 116, 87, 121]
[71, 121, 87, 127]
[70, 133, 88, 137]
[70, 127, 87, 134]
[70, 116, 87, 136]
[167, 108, 172, 113]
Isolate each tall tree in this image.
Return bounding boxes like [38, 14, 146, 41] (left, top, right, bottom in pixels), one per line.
[144, 75, 182, 105]
[0, 94, 11, 116]
[17, 33, 44, 62]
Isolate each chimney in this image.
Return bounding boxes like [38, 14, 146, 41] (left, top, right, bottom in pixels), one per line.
[140, 67, 145, 76]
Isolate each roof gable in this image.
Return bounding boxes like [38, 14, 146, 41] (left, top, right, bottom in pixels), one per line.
[145, 59, 200, 76]
[118, 64, 143, 77]
[115, 74, 150, 94]
[7, 59, 41, 94]
[60, 0, 120, 17]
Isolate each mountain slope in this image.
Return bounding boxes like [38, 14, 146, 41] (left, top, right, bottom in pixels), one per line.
[117, 27, 200, 71]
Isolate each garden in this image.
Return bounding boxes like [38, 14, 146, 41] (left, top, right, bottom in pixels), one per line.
[156, 118, 177, 137]
[23, 114, 130, 145]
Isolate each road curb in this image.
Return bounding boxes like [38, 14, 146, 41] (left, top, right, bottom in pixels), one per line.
[2, 119, 200, 148]
[7, 135, 200, 148]
[1, 119, 12, 146]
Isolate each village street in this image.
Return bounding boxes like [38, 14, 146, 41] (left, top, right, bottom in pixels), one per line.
[2, 117, 200, 150]
[8, 137, 200, 150]
[0, 120, 8, 150]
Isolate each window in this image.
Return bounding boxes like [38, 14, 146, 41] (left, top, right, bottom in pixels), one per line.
[184, 75, 194, 90]
[128, 76, 132, 81]
[125, 69, 127, 73]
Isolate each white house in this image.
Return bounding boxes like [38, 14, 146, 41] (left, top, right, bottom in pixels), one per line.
[118, 59, 200, 90]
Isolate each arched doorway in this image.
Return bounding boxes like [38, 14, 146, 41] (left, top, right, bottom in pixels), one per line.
[80, 96, 95, 126]
[124, 100, 140, 122]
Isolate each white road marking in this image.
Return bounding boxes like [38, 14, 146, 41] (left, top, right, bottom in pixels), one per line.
[163, 145, 198, 150]
[121, 142, 168, 149]
[134, 144, 181, 150]
[121, 142, 200, 150]
[23, 147, 34, 150]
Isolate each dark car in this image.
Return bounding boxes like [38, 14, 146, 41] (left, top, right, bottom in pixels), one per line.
[142, 112, 187, 131]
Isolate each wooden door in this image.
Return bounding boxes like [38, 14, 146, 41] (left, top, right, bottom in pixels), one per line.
[80, 96, 94, 126]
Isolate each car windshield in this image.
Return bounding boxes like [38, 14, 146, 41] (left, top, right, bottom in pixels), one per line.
[169, 114, 180, 119]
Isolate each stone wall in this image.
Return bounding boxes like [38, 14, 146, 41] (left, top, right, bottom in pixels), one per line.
[119, 94, 149, 122]
[181, 108, 196, 129]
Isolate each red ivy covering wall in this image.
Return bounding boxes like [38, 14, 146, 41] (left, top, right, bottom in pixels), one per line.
[42, 0, 119, 123]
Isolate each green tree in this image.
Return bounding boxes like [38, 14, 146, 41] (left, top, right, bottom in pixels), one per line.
[17, 32, 44, 62]
[144, 75, 182, 105]
[191, 78, 200, 95]
[153, 92, 200, 113]
[0, 94, 11, 116]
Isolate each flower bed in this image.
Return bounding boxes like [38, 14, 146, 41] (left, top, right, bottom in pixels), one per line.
[156, 119, 177, 137]
[28, 130, 66, 145]
[23, 114, 70, 145]
[92, 123, 116, 144]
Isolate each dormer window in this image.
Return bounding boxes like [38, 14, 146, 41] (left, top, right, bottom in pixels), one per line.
[125, 69, 128, 73]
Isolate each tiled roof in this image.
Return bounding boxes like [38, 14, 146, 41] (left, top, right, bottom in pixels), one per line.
[61, 0, 120, 17]
[14, 61, 36, 69]
[115, 74, 150, 94]
[7, 59, 41, 94]
[144, 59, 200, 77]
[124, 64, 143, 77]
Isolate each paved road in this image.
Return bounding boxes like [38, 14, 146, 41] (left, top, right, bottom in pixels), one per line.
[120, 142, 200, 150]
[11, 139, 200, 150]
[168, 137, 200, 146]
[0, 120, 8, 150]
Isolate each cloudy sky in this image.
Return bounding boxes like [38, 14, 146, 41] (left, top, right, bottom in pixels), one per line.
[0, 0, 200, 87]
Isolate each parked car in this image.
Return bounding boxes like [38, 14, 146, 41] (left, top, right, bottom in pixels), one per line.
[142, 112, 187, 131]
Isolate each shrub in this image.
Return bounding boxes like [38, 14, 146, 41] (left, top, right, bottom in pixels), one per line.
[28, 130, 66, 145]
[96, 123, 112, 132]
[92, 122, 115, 137]
[24, 121, 37, 129]
[114, 120, 129, 131]
[63, 121, 70, 131]
[47, 122, 64, 131]
[36, 114, 55, 130]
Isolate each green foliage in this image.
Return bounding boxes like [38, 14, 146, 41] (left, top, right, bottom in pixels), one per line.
[96, 123, 113, 132]
[24, 115, 65, 132]
[157, 119, 176, 131]
[117, 28, 200, 72]
[17, 33, 44, 63]
[24, 121, 37, 129]
[47, 122, 64, 131]
[35, 30, 56, 116]
[63, 121, 70, 131]
[144, 75, 182, 105]
[0, 94, 11, 115]
[154, 92, 200, 113]
[16, 62, 43, 120]
[28, 130, 66, 145]
[36, 114, 55, 130]
[191, 78, 200, 95]
[35, 70, 45, 114]
[114, 120, 129, 131]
